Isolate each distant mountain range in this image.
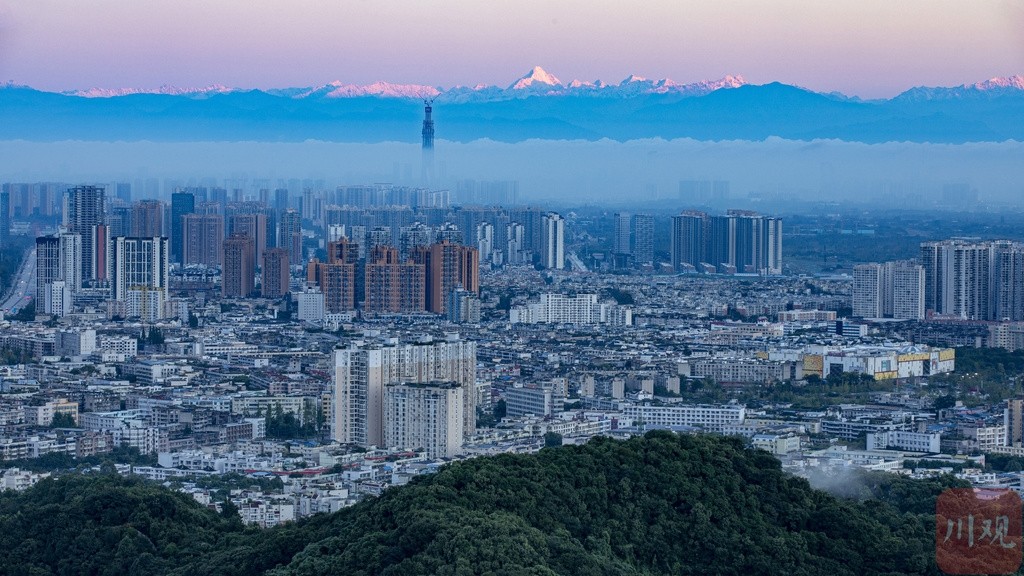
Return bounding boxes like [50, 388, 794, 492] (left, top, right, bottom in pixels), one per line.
[2, 67, 1023, 143]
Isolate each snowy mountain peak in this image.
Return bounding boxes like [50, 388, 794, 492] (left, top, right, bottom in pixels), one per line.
[509, 66, 562, 90]
[972, 75, 1024, 91]
[62, 84, 236, 98]
[620, 74, 648, 85]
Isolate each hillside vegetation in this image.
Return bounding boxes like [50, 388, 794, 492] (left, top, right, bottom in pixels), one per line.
[0, 432, 958, 575]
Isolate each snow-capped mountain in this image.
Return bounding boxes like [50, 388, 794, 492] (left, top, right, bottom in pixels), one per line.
[4, 70, 1024, 144]
[44, 67, 749, 102]
[894, 75, 1024, 101]
[508, 66, 563, 90]
[61, 84, 236, 98]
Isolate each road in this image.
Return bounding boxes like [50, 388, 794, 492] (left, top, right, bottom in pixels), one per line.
[1, 248, 36, 314]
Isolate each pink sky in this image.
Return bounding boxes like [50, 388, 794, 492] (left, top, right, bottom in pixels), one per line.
[1, 0, 1021, 98]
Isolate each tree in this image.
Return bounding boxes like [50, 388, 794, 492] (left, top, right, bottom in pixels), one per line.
[543, 431, 563, 448]
[50, 413, 76, 428]
[493, 399, 507, 422]
[933, 394, 957, 411]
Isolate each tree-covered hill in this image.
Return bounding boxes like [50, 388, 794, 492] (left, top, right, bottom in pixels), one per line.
[0, 433, 961, 575]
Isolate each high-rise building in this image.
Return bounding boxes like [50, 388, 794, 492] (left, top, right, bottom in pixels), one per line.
[0, 188, 9, 248]
[421, 100, 435, 183]
[921, 239, 1024, 321]
[992, 241, 1024, 322]
[475, 222, 494, 263]
[222, 234, 255, 298]
[36, 231, 82, 314]
[368, 226, 392, 250]
[229, 213, 268, 264]
[107, 206, 131, 238]
[130, 199, 163, 238]
[447, 288, 481, 324]
[670, 211, 706, 271]
[436, 222, 463, 244]
[852, 261, 925, 320]
[182, 214, 224, 266]
[384, 382, 465, 458]
[333, 335, 475, 447]
[261, 248, 290, 299]
[364, 245, 425, 314]
[64, 185, 105, 283]
[890, 261, 926, 320]
[400, 222, 433, 259]
[278, 209, 302, 264]
[670, 210, 781, 275]
[632, 214, 655, 266]
[853, 264, 884, 318]
[411, 241, 480, 314]
[35, 235, 61, 306]
[108, 236, 169, 321]
[169, 191, 195, 264]
[613, 212, 631, 259]
[921, 239, 992, 320]
[541, 212, 565, 270]
[506, 222, 528, 265]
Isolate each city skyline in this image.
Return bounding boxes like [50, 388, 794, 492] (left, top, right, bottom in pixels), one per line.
[1, 1, 1020, 98]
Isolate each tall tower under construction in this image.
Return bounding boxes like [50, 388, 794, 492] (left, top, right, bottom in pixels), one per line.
[421, 99, 435, 183]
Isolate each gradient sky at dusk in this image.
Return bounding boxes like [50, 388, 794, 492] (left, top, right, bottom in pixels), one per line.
[1, 0, 1021, 98]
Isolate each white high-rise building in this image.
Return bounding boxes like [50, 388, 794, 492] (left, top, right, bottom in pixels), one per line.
[613, 212, 631, 256]
[384, 382, 464, 458]
[108, 237, 169, 321]
[333, 335, 476, 447]
[36, 230, 82, 314]
[854, 261, 926, 320]
[44, 280, 72, 317]
[890, 261, 925, 320]
[476, 222, 494, 263]
[541, 212, 565, 270]
[506, 222, 526, 265]
[853, 264, 884, 318]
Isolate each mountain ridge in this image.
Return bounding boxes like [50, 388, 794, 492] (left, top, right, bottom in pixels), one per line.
[19, 68, 1023, 102]
[3, 70, 1024, 144]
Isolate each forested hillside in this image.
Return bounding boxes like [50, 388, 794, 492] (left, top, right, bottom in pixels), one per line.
[0, 432, 960, 575]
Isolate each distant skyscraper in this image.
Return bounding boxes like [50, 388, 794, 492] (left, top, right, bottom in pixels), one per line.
[541, 212, 565, 270]
[108, 236, 169, 321]
[853, 263, 884, 318]
[182, 214, 224, 266]
[920, 239, 1024, 321]
[632, 214, 654, 266]
[222, 234, 255, 298]
[613, 212, 631, 259]
[0, 188, 9, 247]
[436, 222, 463, 245]
[421, 99, 435, 183]
[64, 185, 105, 283]
[364, 245, 425, 314]
[130, 199, 163, 238]
[115, 182, 132, 204]
[169, 191, 195, 264]
[671, 211, 706, 271]
[261, 248, 290, 299]
[671, 210, 781, 275]
[229, 213, 268, 264]
[400, 222, 433, 258]
[278, 209, 303, 263]
[36, 231, 81, 313]
[410, 241, 480, 314]
[506, 222, 527, 265]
